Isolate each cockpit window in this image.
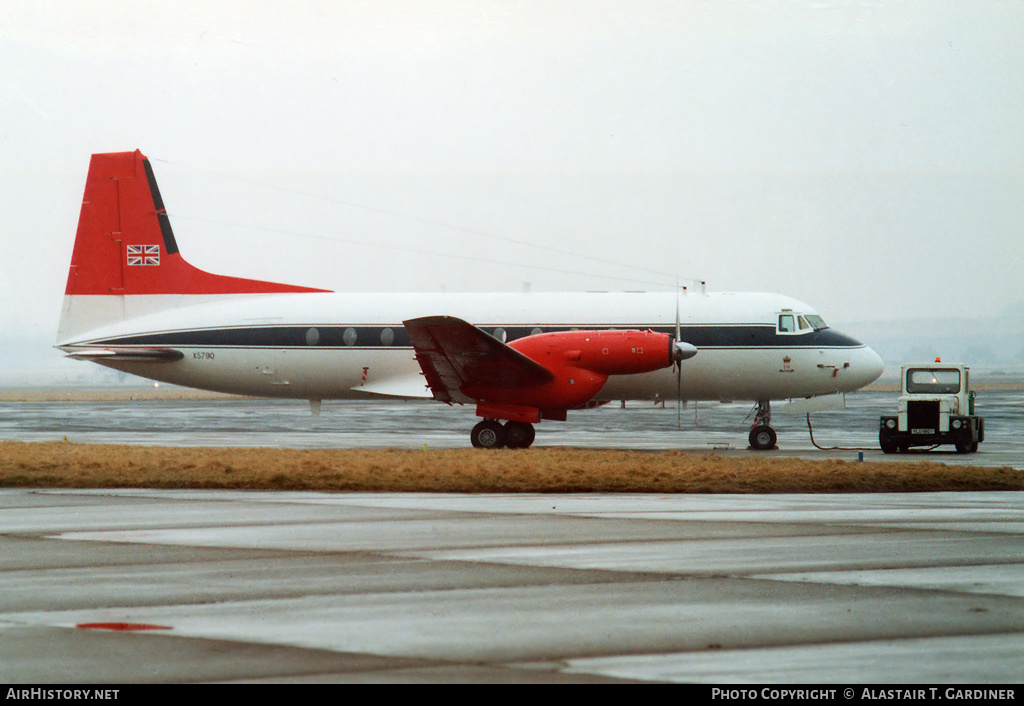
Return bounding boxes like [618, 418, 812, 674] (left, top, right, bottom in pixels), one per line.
[779, 312, 828, 335]
[907, 368, 961, 394]
[804, 314, 828, 330]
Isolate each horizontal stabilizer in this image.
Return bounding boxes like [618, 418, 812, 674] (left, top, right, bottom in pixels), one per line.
[64, 348, 184, 363]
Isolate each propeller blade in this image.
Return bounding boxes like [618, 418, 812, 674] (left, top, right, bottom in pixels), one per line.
[675, 283, 683, 428]
[674, 285, 681, 369]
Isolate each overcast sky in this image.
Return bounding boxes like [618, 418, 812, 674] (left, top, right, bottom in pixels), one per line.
[3, 0, 1022, 354]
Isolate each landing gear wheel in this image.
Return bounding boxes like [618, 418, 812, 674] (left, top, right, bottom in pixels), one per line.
[749, 425, 777, 451]
[471, 420, 506, 449]
[503, 421, 536, 449]
[749, 400, 776, 451]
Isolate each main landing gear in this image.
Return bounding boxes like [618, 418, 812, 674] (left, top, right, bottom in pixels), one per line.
[470, 420, 536, 449]
[748, 400, 777, 451]
[470, 401, 780, 451]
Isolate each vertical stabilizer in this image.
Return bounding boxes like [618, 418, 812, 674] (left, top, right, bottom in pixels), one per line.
[58, 150, 328, 340]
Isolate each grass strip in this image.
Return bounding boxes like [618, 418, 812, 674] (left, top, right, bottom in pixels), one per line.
[1, 441, 1020, 493]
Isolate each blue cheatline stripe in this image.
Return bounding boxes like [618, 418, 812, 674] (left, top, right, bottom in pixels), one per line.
[77, 324, 865, 350]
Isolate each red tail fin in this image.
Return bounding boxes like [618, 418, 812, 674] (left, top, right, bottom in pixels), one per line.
[65, 150, 329, 296]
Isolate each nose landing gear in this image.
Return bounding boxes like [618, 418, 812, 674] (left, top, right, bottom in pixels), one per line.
[749, 400, 777, 451]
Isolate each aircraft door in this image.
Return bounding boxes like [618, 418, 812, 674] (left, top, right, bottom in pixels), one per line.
[258, 350, 291, 387]
[271, 349, 291, 386]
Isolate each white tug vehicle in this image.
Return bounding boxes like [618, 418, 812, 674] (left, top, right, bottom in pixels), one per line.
[879, 361, 984, 454]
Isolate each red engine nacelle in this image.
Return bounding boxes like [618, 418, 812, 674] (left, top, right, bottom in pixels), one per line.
[511, 329, 675, 376]
[463, 329, 675, 423]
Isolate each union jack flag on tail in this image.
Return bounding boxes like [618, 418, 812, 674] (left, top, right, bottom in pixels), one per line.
[127, 244, 160, 266]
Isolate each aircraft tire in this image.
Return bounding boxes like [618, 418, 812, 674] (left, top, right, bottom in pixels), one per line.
[504, 422, 535, 449]
[749, 425, 777, 451]
[471, 420, 506, 449]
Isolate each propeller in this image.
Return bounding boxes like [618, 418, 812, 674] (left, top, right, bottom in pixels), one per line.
[672, 282, 698, 428]
[673, 340, 698, 362]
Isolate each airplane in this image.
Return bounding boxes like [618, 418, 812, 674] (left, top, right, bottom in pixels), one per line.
[56, 150, 885, 450]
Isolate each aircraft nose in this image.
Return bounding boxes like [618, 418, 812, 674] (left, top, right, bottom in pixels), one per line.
[854, 345, 885, 388]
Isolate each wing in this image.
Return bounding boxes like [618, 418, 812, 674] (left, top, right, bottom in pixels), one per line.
[403, 316, 554, 404]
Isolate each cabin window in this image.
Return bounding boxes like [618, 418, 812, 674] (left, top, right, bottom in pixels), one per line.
[343, 327, 358, 346]
[305, 327, 320, 346]
[380, 327, 395, 346]
[493, 328, 507, 343]
[530, 327, 543, 336]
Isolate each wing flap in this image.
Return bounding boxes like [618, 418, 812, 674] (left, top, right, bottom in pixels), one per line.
[403, 316, 553, 403]
[353, 374, 435, 399]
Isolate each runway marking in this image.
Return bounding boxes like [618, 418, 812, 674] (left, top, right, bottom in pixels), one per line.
[76, 622, 172, 631]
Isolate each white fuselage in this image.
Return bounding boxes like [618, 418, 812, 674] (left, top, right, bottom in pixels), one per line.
[57, 290, 884, 404]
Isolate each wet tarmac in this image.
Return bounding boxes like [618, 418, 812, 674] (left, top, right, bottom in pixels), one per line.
[0, 488, 1021, 684]
[1, 390, 1021, 468]
[1, 391, 1022, 683]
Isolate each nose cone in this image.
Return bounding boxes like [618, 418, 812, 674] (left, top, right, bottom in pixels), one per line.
[815, 326, 885, 391]
[851, 345, 885, 390]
